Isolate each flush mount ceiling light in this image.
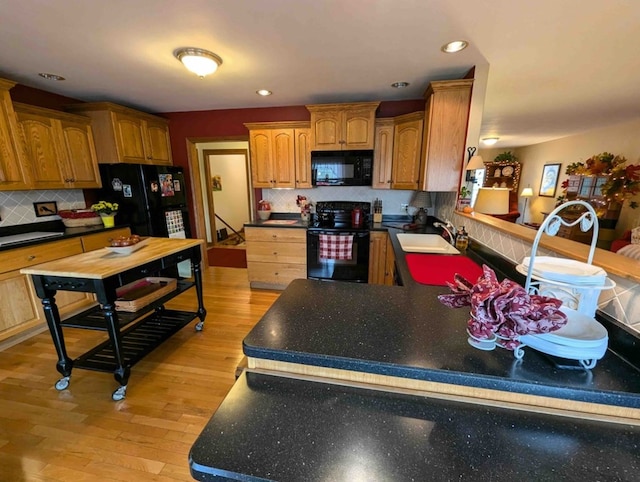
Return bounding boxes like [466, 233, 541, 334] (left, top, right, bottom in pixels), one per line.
[391, 81, 410, 89]
[38, 73, 65, 81]
[441, 40, 468, 53]
[256, 89, 272, 96]
[174, 48, 222, 78]
[481, 137, 500, 146]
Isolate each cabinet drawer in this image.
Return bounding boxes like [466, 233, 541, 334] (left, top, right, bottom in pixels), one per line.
[246, 242, 306, 264]
[81, 228, 131, 252]
[0, 238, 83, 274]
[247, 262, 307, 287]
[245, 227, 306, 243]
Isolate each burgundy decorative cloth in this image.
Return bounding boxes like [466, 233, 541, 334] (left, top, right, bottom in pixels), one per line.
[319, 234, 354, 260]
[438, 264, 567, 350]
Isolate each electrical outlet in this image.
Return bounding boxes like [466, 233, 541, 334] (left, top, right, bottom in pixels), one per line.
[401, 204, 408, 213]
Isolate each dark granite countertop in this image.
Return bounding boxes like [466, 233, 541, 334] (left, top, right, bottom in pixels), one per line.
[0, 220, 129, 252]
[244, 279, 640, 410]
[190, 371, 640, 482]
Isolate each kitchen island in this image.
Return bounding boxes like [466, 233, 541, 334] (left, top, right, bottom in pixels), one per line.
[21, 237, 206, 400]
[190, 276, 640, 481]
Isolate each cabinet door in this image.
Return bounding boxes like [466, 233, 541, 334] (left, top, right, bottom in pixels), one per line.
[113, 112, 147, 163]
[310, 110, 342, 150]
[391, 118, 423, 190]
[383, 235, 396, 286]
[144, 118, 172, 165]
[249, 130, 274, 188]
[272, 130, 296, 188]
[372, 121, 394, 189]
[0, 88, 30, 190]
[419, 80, 473, 192]
[58, 118, 101, 188]
[368, 231, 388, 285]
[343, 107, 376, 149]
[294, 128, 312, 188]
[16, 112, 67, 189]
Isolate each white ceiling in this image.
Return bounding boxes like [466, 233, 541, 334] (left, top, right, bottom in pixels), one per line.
[1, 0, 639, 148]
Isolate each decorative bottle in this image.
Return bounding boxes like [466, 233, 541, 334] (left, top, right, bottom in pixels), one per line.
[455, 226, 469, 251]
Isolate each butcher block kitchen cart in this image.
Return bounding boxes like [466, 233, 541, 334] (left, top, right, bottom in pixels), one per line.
[21, 237, 206, 400]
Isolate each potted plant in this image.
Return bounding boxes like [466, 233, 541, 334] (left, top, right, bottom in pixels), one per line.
[494, 151, 518, 163]
[91, 201, 119, 227]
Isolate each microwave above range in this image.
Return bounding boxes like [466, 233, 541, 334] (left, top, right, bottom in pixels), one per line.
[311, 150, 373, 186]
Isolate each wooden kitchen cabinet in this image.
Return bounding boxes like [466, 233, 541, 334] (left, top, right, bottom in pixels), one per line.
[419, 79, 473, 192]
[0, 78, 31, 191]
[245, 122, 311, 189]
[0, 228, 131, 345]
[245, 227, 306, 290]
[368, 231, 395, 285]
[14, 103, 101, 190]
[65, 102, 172, 165]
[372, 112, 424, 190]
[306, 102, 380, 151]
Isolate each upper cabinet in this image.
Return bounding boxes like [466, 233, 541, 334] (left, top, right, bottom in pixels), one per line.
[245, 121, 311, 189]
[419, 79, 473, 192]
[66, 102, 172, 165]
[0, 79, 31, 191]
[372, 111, 424, 190]
[306, 102, 379, 151]
[14, 103, 101, 190]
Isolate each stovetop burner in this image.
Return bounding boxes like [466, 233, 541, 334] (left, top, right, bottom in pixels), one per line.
[310, 201, 371, 231]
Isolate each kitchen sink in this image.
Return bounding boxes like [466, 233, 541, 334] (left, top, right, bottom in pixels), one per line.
[396, 233, 460, 255]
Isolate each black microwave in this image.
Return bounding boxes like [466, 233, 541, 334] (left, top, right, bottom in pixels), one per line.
[311, 150, 373, 186]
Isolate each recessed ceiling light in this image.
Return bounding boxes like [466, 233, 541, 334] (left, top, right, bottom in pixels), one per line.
[481, 137, 499, 146]
[174, 47, 222, 78]
[441, 40, 468, 53]
[38, 73, 65, 81]
[391, 82, 410, 89]
[256, 89, 272, 96]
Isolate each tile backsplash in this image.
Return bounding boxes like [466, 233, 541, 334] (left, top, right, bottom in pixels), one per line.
[262, 186, 426, 215]
[0, 190, 86, 227]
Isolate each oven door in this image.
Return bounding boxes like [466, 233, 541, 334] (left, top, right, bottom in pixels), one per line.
[307, 230, 370, 283]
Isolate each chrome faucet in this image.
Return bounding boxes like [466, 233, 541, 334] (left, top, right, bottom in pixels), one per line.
[433, 221, 455, 245]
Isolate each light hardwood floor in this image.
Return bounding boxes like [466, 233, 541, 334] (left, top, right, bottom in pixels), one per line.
[0, 267, 280, 482]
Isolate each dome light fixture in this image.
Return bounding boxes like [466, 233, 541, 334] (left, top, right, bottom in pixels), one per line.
[38, 73, 65, 81]
[441, 40, 468, 53]
[481, 137, 500, 146]
[174, 47, 223, 78]
[391, 81, 410, 89]
[256, 89, 272, 96]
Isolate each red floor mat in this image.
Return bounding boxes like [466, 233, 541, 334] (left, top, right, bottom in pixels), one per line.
[405, 254, 483, 286]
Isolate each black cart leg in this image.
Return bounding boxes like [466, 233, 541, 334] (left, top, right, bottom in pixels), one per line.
[40, 289, 74, 390]
[102, 302, 131, 400]
[192, 260, 207, 331]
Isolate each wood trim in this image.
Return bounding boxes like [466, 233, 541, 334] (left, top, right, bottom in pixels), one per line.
[244, 121, 310, 130]
[305, 101, 381, 112]
[186, 139, 209, 265]
[458, 211, 640, 283]
[247, 357, 640, 424]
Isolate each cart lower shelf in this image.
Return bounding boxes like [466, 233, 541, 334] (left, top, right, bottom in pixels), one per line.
[74, 309, 198, 372]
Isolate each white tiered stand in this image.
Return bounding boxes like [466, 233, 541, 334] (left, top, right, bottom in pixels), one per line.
[513, 200, 614, 368]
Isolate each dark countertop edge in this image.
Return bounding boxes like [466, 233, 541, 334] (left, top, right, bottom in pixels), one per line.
[189, 458, 262, 482]
[243, 344, 640, 410]
[0, 220, 130, 252]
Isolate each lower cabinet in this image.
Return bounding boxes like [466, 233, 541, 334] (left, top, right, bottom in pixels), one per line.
[245, 227, 307, 290]
[368, 231, 396, 285]
[0, 228, 131, 345]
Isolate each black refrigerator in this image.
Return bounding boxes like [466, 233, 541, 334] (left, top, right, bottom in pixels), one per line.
[98, 164, 192, 277]
[98, 164, 191, 238]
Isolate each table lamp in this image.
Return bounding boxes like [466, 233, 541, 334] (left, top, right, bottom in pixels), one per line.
[473, 188, 510, 215]
[520, 186, 534, 224]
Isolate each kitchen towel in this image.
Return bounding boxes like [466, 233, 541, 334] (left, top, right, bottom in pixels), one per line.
[405, 254, 483, 286]
[319, 234, 354, 260]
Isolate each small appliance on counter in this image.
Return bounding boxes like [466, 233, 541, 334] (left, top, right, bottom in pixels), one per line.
[257, 200, 272, 220]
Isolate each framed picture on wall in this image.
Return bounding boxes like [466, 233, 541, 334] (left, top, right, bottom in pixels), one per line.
[539, 163, 561, 197]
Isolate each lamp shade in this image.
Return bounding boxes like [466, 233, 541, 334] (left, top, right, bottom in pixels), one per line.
[410, 191, 432, 209]
[466, 155, 485, 171]
[520, 187, 534, 197]
[474, 188, 510, 215]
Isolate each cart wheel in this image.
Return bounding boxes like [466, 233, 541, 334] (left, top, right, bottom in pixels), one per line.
[112, 385, 127, 401]
[195, 321, 204, 331]
[55, 376, 70, 391]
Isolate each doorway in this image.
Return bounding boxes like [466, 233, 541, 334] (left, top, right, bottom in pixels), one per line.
[202, 148, 251, 246]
